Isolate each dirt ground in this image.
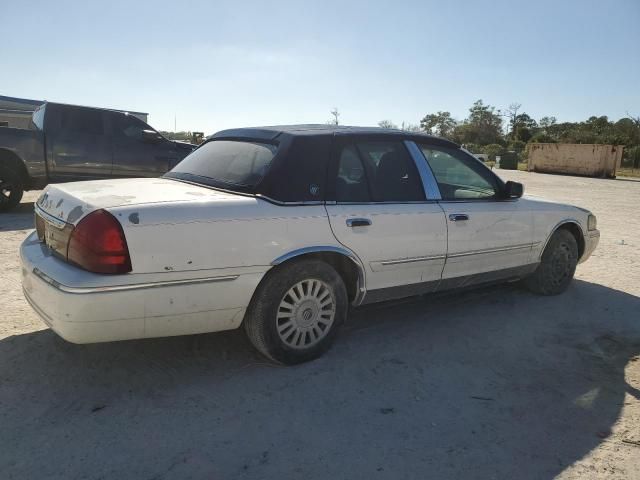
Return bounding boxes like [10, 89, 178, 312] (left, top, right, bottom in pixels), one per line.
[1, 170, 639, 479]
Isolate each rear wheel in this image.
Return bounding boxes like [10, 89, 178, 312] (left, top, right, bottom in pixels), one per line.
[244, 259, 348, 365]
[524, 229, 578, 295]
[0, 165, 24, 213]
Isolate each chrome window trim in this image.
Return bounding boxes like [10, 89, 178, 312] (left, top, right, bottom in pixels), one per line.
[32, 268, 238, 294]
[271, 245, 367, 306]
[255, 194, 324, 206]
[327, 200, 439, 206]
[404, 140, 442, 200]
[437, 198, 519, 204]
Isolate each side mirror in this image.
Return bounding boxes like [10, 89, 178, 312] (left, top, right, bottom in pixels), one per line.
[504, 181, 524, 198]
[141, 129, 163, 143]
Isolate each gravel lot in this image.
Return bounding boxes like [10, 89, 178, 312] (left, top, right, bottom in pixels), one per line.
[1, 170, 639, 479]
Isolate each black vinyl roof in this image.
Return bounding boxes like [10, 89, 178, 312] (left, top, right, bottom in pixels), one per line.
[210, 124, 459, 148]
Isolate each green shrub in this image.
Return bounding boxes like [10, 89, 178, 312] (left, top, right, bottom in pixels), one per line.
[482, 144, 504, 161]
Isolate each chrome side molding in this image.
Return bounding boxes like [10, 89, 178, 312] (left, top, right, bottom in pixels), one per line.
[32, 268, 239, 294]
[380, 254, 446, 266]
[447, 242, 541, 259]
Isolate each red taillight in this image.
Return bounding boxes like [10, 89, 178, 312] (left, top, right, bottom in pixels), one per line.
[67, 209, 132, 274]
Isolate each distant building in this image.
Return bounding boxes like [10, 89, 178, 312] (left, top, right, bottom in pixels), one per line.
[0, 95, 43, 128]
[0, 95, 149, 128]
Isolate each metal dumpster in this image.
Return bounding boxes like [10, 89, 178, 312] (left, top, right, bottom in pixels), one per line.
[496, 151, 518, 170]
[527, 143, 623, 178]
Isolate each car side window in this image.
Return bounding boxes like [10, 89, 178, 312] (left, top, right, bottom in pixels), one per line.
[336, 145, 371, 202]
[418, 145, 499, 200]
[113, 114, 146, 140]
[339, 140, 425, 202]
[59, 108, 104, 135]
[357, 141, 425, 202]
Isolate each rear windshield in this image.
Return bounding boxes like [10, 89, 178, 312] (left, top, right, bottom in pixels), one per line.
[31, 105, 45, 130]
[165, 140, 277, 190]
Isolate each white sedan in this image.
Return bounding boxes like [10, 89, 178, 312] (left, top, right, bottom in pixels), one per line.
[21, 125, 600, 364]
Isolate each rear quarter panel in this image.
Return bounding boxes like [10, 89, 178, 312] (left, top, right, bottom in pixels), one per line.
[109, 199, 341, 275]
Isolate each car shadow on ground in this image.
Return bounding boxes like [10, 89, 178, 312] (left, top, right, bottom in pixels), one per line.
[0, 200, 35, 231]
[0, 280, 638, 479]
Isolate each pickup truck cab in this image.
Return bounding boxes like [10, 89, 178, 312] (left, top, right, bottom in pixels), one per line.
[0, 102, 194, 211]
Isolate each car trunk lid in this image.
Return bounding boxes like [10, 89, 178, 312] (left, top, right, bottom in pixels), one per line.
[34, 177, 245, 263]
[35, 178, 242, 224]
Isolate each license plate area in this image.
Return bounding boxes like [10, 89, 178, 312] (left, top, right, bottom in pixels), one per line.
[34, 206, 73, 257]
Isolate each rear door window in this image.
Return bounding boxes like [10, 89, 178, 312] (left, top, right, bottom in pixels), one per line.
[336, 145, 371, 202]
[335, 140, 425, 203]
[59, 108, 104, 135]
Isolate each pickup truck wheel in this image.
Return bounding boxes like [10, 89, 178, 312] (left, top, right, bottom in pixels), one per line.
[524, 229, 578, 295]
[0, 165, 24, 212]
[244, 259, 348, 365]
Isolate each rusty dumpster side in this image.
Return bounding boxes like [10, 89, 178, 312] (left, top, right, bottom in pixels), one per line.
[527, 143, 623, 178]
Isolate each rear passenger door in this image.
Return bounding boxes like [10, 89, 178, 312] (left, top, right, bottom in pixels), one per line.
[325, 136, 447, 298]
[46, 106, 112, 180]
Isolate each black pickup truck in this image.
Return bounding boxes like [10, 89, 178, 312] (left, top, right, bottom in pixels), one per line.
[0, 102, 195, 212]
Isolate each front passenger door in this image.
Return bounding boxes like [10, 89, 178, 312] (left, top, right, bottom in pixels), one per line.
[109, 113, 181, 177]
[416, 144, 534, 283]
[325, 137, 447, 298]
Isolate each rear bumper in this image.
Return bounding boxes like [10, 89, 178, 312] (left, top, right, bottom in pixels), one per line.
[20, 232, 265, 344]
[580, 229, 600, 264]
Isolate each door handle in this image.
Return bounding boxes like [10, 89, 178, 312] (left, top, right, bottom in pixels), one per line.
[449, 213, 469, 222]
[346, 218, 372, 228]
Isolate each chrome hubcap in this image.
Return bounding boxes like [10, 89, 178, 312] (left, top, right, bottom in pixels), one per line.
[276, 279, 336, 349]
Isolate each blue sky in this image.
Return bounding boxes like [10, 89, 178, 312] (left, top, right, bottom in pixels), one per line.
[2, 0, 638, 134]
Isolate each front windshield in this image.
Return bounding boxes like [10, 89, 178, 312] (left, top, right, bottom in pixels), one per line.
[165, 140, 277, 190]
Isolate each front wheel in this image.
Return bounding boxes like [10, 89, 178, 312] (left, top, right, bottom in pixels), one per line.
[524, 229, 578, 295]
[244, 259, 348, 365]
[0, 165, 24, 213]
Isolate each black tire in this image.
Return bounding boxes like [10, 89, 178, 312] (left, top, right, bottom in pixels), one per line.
[524, 229, 578, 295]
[0, 165, 24, 213]
[244, 259, 348, 365]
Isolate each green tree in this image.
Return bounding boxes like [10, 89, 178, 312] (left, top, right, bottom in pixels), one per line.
[327, 108, 340, 125]
[454, 100, 503, 146]
[538, 116, 557, 129]
[503, 102, 522, 139]
[159, 130, 192, 141]
[420, 111, 457, 139]
[378, 120, 398, 129]
[624, 145, 640, 169]
[482, 144, 504, 161]
[508, 140, 527, 154]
